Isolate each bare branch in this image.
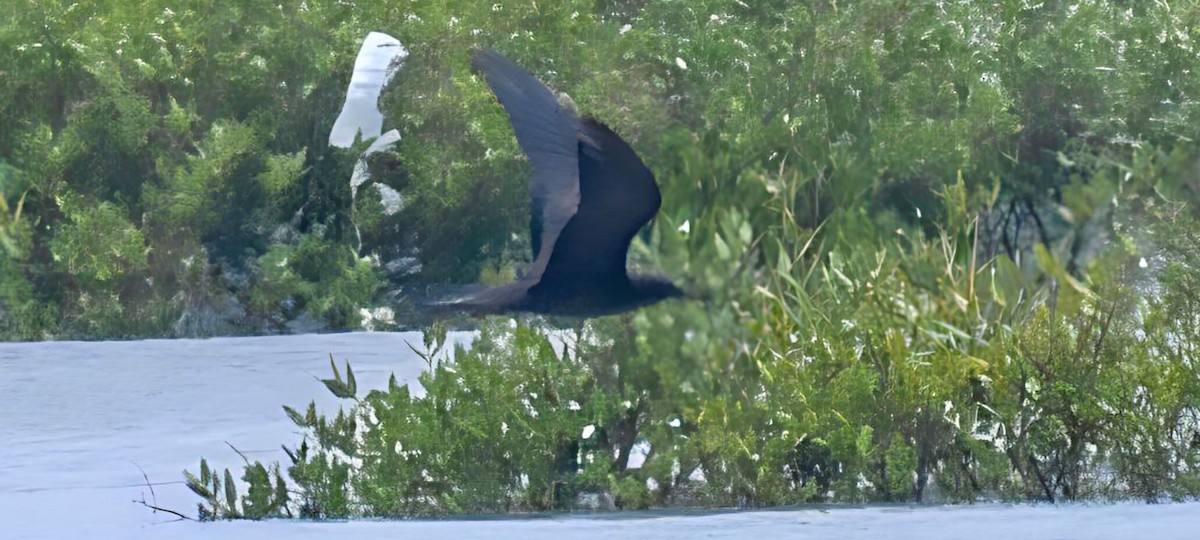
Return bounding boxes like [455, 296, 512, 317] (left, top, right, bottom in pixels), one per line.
[132, 462, 196, 522]
[134, 497, 196, 522]
[226, 441, 251, 465]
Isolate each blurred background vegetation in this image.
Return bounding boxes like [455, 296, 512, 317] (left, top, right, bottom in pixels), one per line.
[2, 0, 1199, 514]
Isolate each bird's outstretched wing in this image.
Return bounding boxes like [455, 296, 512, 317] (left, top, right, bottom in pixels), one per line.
[533, 118, 661, 291]
[470, 48, 581, 280]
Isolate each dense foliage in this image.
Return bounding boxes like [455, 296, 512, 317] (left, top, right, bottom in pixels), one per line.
[0, 1, 385, 338]
[2, 0, 1198, 516]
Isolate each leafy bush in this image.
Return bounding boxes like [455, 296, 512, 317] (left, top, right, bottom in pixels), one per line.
[248, 234, 384, 330]
[0, 1, 382, 338]
[185, 457, 290, 521]
[193, 160, 1198, 515]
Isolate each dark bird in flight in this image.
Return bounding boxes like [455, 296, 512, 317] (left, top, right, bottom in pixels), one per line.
[430, 48, 684, 318]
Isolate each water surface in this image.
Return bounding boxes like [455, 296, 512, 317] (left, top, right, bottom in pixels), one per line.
[1, 332, 1193, 539]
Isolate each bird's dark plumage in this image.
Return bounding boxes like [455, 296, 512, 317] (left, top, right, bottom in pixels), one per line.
[428, 48, 683, 318]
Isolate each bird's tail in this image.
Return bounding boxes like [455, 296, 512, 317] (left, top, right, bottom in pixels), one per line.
[406, 283, 493, 319]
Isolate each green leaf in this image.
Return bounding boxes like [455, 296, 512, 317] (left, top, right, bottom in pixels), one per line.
[223, 468, 238, 515]
[184, 467, 212, 499]
[856, 425, 875, 459]
[345, 362, 357, 397]
[321, 355, 356, 399]
[1034, 243, 1094, 299]
[714, 232, 731, 260]
[283, 405, 307, 428]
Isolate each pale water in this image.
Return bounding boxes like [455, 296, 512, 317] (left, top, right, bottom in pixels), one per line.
[1, 332, 1195, 539]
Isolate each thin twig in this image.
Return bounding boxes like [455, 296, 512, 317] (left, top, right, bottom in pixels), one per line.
[134, 498, 196, 522]
[132, 462, 196, 522]
[133, 462, 157, 507]
[226, 441, 251, 465]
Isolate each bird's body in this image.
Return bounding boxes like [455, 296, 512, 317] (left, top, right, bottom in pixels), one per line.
[428, 49, 683, 318]
[440, 272, 682, 318]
